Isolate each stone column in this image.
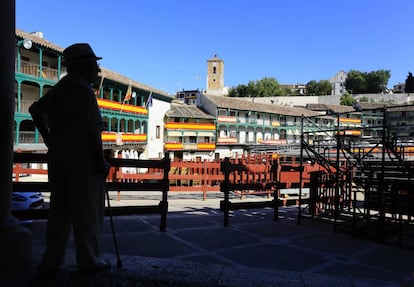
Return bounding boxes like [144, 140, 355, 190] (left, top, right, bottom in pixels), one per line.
[0, 0, 32, 279]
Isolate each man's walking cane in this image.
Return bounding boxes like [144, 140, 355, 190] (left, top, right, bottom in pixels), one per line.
[104, 177, 123, 269]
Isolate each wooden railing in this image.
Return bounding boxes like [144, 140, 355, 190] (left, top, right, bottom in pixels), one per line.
[13, 153, 320, 200]
[12, 152, 170, 231]
[18, 60, 59, 81]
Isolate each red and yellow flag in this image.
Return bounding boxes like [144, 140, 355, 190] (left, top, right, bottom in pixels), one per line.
[123, 81, 132, 103]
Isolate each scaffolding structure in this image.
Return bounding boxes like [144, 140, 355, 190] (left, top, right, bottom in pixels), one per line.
[298, 105, 414, 248]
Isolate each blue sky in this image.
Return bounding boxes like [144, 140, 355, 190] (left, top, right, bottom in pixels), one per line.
[16, 0, 414, 95]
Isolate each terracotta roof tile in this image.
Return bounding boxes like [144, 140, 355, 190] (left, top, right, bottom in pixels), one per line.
[204, 94, 323, 117]
[388, 104, 414, 112]
[16, 29, 63, 52]
[166, 103, 215, 119]
[99, 68, 170, 97]
[357, 102, 388, 110]
[306, 103, 355, 113]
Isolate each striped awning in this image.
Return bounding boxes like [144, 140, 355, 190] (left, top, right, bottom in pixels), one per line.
[197, 131, 215, 137]
[167, 131, 182, 136]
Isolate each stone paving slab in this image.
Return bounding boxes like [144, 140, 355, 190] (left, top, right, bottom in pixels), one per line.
[23, 252, 402, 287]
[16, 193, 414, 286]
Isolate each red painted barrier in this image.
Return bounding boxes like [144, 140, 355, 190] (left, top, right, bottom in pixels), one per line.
[13, 154, 324, 201]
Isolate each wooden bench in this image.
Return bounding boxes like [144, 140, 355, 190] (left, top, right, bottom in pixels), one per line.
[12, 152, 170, 231]
[219, 157, 279, 226]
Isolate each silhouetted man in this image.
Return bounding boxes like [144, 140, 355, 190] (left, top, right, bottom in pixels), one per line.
[29, 43, 110, 278]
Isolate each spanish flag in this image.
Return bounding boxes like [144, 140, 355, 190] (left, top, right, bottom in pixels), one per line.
[124, 81, 132, 103]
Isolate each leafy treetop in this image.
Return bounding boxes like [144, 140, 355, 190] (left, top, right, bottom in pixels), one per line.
[227, 77, 288, 97]
[345, 69, 390, 94]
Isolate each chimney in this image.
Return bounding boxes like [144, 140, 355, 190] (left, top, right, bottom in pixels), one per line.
[30, 31, 43, 38]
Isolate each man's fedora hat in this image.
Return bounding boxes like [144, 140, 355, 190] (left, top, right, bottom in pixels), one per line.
[62, 43, 102, 66]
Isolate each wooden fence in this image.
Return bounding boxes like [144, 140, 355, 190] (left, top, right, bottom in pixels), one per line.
[13, 153, 323, 202]
[110, 154, 322, 200]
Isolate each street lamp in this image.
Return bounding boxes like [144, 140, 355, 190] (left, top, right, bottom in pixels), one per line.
[17, 38, 32, 49]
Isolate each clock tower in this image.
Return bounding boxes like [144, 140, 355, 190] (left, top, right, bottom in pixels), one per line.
[206, 54, 224, 95]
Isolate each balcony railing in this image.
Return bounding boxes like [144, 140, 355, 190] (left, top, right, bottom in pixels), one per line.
[17, 60, 59, 81]
[16, 100, 35, 114]
[14, 131, 44, 144]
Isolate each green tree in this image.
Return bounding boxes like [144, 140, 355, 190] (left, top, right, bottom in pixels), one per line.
[281, 87, 293, 96]
[316, 80, 333, 95]
[340, 93, 356, 106]
[255, 77, 282, 97]
[345, 70, 366, 93]
[305, 80, 318, 96]
[405, 72, 414, 93]
[228, 77, 283, 97]
[228, 84, 249, 97]
[305, 80, 332, 95]
[365, 70, 390, 93]
[345, 69, 390, 94]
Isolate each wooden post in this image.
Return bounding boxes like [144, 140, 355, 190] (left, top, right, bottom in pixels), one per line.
[221, 158, 230, 227]
[202, 160, 207, 201]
